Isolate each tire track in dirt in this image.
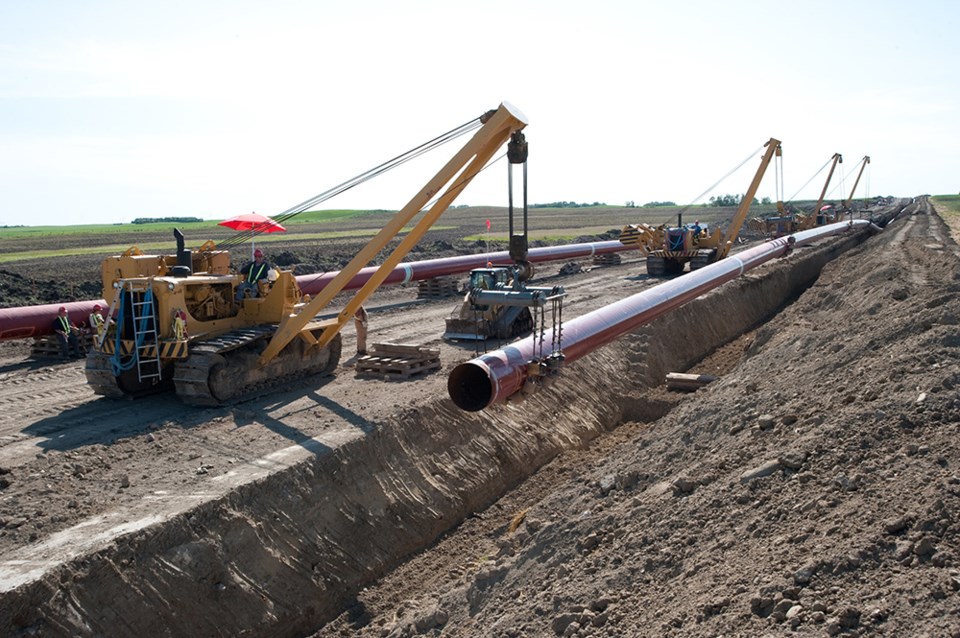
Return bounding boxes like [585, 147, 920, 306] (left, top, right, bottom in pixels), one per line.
[0, 360, 194, 468]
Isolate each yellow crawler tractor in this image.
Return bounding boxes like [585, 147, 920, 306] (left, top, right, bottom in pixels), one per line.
[750, 152, 842, 238]
[85, 102, 531, 405]
[85, 232, 340, 405]
[620, 137, 782, 276]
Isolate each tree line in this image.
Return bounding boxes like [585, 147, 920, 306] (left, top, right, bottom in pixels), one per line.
[706, 194, 772, 207]
[130, 216, 204, 225]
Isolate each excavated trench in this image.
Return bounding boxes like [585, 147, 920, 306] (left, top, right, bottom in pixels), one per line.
[3, 229, 872, 637]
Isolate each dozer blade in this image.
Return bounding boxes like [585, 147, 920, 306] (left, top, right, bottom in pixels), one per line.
[443, 319, 492, 341]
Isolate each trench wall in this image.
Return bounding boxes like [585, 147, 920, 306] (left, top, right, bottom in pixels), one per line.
[1, 229, 873, 637]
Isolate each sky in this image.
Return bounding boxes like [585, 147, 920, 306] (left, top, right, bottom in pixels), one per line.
[0, 0, 957, 227]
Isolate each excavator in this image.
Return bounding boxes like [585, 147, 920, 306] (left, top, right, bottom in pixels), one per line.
[620, 137, 783, 275]
[85, 102, 562, 405]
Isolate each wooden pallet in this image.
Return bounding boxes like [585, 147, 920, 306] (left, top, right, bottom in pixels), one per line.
[417, 276, 462, 299]
[593, 253, 622, 266]
[31, 333, 95, 358]
[356, 343, 441, 380]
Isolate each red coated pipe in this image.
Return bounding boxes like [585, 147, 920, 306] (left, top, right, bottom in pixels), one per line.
[0, 240, 632, 341]
[294, 240, 630, 295]
[0, 300, 106, 340]
[448, 220, 874, 412]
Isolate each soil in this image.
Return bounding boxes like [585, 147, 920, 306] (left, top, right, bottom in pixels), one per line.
[2, 197, 958, 637]
[312, 197, 960, 638]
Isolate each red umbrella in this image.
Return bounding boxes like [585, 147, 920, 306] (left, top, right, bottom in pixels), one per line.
[218, 212, 286, 257]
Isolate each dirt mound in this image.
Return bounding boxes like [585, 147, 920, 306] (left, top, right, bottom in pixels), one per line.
[314, 203, 960, 636]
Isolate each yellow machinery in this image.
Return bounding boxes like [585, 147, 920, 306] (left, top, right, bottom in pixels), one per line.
[443, 130, 567, 343]
[799, 152, 844, 230]
[620, 138, 782, 275]
[842, 155, 871, 211]
[751, 152, 842, 237]
[86, 103, 529, 405]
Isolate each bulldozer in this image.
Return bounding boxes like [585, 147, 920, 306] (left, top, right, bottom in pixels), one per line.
[619, 137, 783, 276]
[85, 102, 542, 405]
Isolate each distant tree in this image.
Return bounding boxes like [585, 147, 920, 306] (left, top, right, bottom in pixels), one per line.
[131, 216, 204, 224]
[708, 194, 740, 207]
[707, 194, 763, 207]
[625, 200, 636, 208]
[531, 201, 608, 209]
[642, 201, 677, 208]
[761, 196, 771, 205]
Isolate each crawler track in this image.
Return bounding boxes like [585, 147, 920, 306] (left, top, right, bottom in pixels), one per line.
[173, 325, 342, 406]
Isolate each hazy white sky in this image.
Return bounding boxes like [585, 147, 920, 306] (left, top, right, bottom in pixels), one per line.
[1, 0, 956, 227]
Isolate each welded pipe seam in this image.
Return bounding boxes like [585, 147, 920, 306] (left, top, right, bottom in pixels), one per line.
[448, 220, 872, 411]
[731, 255, 745, 277]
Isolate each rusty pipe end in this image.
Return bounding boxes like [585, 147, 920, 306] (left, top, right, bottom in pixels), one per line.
[448, 361, 494, 412]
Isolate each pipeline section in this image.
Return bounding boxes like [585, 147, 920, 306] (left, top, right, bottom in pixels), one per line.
[0, 240, 631, 341]
[295, 240, 628, 295]
[448, 220, 873, 412]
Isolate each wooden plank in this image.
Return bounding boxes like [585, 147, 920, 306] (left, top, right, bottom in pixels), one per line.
[371, 343, 440, 358]
[593, 253, 622, 266]
[417, 276, 461, 299]
[355, 343, 442, 380]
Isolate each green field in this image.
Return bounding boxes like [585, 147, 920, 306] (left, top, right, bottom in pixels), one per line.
[0, 209, 383, 241]
[931, 195, 960, 216]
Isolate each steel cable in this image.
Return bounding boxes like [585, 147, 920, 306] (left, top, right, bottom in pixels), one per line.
[670, 143, 765, 223]
[216, 115, 485, 250]
[289, 151, 508, 295]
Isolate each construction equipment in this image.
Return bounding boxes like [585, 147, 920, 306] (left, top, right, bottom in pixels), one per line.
[85, 102, 533, 405]
[750, 152, 842, 236]
[804, 152, 844, 227]
[443, 267, 533, 340]
[841, 155, 871, 211]
[620, 137, 783, 275]
[443, 130, 566, 344]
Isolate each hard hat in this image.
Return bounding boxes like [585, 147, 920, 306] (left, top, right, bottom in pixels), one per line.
[254, 248, 264, 257]
[93, 304, 101, 311]
[58, 306, 67, 313]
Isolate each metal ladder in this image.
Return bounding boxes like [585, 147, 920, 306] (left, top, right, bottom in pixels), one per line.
[127, 281, 162, 383]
